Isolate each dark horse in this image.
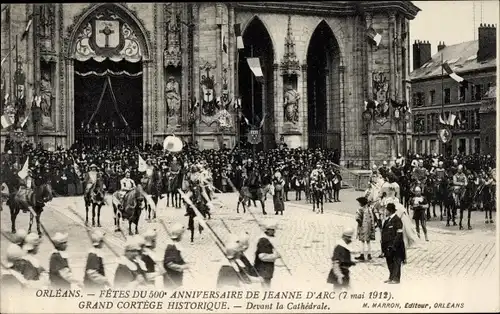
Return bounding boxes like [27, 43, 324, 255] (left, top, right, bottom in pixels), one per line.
[143, 169, 163, 221]
[186, 185, 211, 242]
[163, 171, 183, 208]
[311, 175, 326, 214]
[458, 179, 477, 230]
[112, 186, 147, 235]
[237, 170, 269, 215]
[8, 181, 53, 236]
[84, 176, 106, 227]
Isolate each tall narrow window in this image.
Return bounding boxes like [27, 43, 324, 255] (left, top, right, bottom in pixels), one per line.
[459, 86, 466, 102]
[429, 90, 436, 104]
[444, 88, 451, 104]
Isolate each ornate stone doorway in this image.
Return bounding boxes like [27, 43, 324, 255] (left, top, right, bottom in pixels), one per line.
[306, 21, 341, 149]
[238, 17, 275, 150]
[74, 59, 143, 148]
[66, 4, 152, 147]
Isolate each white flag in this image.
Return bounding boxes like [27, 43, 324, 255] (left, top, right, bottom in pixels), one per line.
[18, 157, 29, 180]
[448, 113, 457, 126]
[439, 115, 446, 125]
[138, 154, 147, 172]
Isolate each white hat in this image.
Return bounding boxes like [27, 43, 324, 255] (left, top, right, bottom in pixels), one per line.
[225, 240, 241, 259]
[14, 229, 27, 244]
[414, 186, 422, 192]
[383, 161, 387, 165]
[6, 244, 25, 267]
[458, 165, 463, 170]
[90, 230, 105, 247]
[438, 161, 444, 166]
[52, 232, 68, 245]
[263, 220, 277, 231]
[372, 164, 378, 170]
[416, 154, 420, 158]
[169, 223, 186, 240]
[23, 233, 41, 251]
[142, 228, 157, 247]
[124, 237, 141, 251]
[341, 227, 355, 238]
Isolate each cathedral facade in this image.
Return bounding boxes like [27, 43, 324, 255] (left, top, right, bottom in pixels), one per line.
[0, 2, 419, 165]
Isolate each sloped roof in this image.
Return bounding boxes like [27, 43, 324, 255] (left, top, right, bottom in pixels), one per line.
[410, 40, 496, 81]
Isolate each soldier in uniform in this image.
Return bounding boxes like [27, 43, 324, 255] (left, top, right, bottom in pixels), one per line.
[411, 160, 428, 192]
[309, 162, 325, 190]
[410, 187, 429, 241]
[83, 230, 110, 290]
[113, 237, 147, 288]
[163, 223, 188, 289]
[49, 232, 82, 289]
[20, 233, 48, 288]
[431, 161, 447, 182]
[254, 221, 281, 289]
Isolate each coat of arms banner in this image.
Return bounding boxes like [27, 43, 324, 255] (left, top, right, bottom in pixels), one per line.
[73, 9, 143, 63]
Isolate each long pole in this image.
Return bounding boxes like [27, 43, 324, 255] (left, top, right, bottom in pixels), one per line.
[441, 53, 445, 156]
[250, 45, 256, 158]
[8, 8, 12, 100]
[236, 40, 240, 150]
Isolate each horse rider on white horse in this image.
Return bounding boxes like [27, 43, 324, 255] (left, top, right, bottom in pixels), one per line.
[452, 165, 468, 205]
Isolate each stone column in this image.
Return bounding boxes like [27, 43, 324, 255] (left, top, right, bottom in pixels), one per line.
[339, 64, 346, 165]
[192, 3, 200, 140]
[181, 4, 190, 132]
[142, 60, 152, 144]
[365, 13, 374, 164]
[157, 3, 165, 134]
[301, 63, 308, 146]
[389, 12, 397, 156]
[65, 57, 74, 146]
[273, 64, 280, 139]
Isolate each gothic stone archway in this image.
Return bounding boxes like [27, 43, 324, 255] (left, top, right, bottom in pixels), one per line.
[65, 4, 152, 147]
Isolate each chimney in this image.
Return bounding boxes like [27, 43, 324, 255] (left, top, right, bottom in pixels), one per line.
[478, 23, 497, 62]
[438, 41, 446, 51]
[412, 40, 432, 69]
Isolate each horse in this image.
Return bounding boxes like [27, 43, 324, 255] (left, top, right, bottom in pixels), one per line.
[236, 184, 272, 215]
[291, 174, 306, 201]
[112, 186, 148, 235]
[8, 181, 53, 236]
[163, 171, 183, 209]
[143, 169, 164, 221]
[423, 175, 438, 220]
[458, 180, 477, 230]
[482, 183, 495, 224]
[84, 177, 106, 227]
[324, 170, 335, 203]
[311, 176, 326, 214]
[433, 177, 450, 221]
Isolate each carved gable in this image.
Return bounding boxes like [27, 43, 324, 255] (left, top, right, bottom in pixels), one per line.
[73, 7, 143, 62]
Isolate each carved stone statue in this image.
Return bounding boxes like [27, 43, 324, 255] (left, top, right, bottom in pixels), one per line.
[284, 85, 300, 124]
[40, 71, 54, 128]
[165, 76, 181, 122]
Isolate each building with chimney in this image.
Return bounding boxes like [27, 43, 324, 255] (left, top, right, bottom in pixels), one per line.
[0, 2, 420, 165]
[409, 23, 497, 156]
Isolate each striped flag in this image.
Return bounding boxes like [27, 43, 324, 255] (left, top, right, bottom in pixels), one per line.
[234, 24, 244, 50]
[246, 57, 264, 83]
[366, 27, 382, 46]
[442, 62, 469, 88]
[21, 15, 33, 41]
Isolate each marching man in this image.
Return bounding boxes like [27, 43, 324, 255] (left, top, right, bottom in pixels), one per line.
[49, 232, 82, 289]
[21, 233, 49, 288]
[254, 221, 281, 289]
[114, 237, 147, 288]
[83, 230, 110, 290]
[140, 229, 163, 288]
[163, 223, 189, 289]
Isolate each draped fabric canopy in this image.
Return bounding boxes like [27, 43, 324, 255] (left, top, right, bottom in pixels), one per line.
[74, 59, 142, 132]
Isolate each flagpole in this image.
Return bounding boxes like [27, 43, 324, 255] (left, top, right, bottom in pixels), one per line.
[250, 44, 255, 159]
[236, 46, 240, 150]
[15, 35, 18, 118]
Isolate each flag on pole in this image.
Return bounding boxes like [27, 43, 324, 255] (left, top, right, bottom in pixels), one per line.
[448, 113, 457, 126]
[366, 27, 382, 46]
[246, 57, 264, 83]
[439, 115, 447, 125]
[138, 154, 147, 172]
[18, 157, 29, 179]
[442, 62, 469, 87]
[0, 46, 15, 67]
[0, 114, 13, 129]
[21, 15, 33, 41]
[233, 98, 241, 109]
[20, 116, 29, 128]
[222, 27, 228, 54]
[234, 24, 244, 50]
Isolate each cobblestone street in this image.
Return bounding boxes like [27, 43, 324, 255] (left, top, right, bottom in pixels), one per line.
[1, 190, 496, 291]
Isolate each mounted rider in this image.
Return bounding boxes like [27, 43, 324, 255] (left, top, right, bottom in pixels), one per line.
[84, 164, 99, 195]
[431, 161, 447, 183]
[243, 159, 262, 198]
[119, 169, 136, 198]
[452, 165, 468, 205]
[16, 167, 35, 213]
[310, 162, 325, 189]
